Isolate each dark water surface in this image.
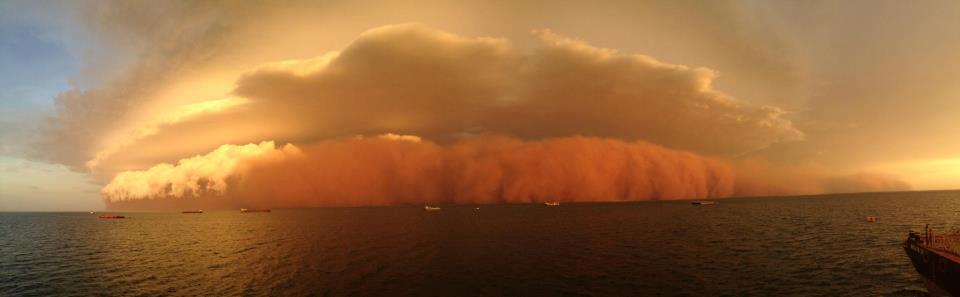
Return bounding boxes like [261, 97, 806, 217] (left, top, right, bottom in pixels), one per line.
[3, 191, 960, 296]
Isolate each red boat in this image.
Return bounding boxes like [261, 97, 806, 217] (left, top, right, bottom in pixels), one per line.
[98, 215, 126, 219]
[904, 226, 960, 296]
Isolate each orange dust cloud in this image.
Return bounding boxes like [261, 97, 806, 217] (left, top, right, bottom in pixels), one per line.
[104, 135, 733, 209]
[103, 135, 908, 210]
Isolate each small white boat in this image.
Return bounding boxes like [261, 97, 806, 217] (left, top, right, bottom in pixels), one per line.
[544, 201, 560, 206]
[240, 208, 271, 213]
[423, 206, 441, 211]
[691, 201, 717, 205]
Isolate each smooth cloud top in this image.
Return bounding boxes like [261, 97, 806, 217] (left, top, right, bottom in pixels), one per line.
[42, 23, 804, 177]
[235, 23, 803, 155]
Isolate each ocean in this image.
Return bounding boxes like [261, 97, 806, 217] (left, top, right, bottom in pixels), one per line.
[2, 191, 959, 296]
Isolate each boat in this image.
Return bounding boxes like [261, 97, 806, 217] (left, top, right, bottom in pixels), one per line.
[240, 208, 271, 213]
[904, 226, 960, 297]
[97, 215, 125, 219]
[423, 206, 441, 211]
[865, 216, 878, 222]
[691, 201, 717, 205]
[544, 201, 560, 206]
[182, 210, 204, 214]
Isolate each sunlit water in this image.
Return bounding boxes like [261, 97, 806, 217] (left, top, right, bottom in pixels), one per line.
[2, 191, 960, 296]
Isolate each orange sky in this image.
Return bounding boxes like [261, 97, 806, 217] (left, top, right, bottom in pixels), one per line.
[3, 0, 960, 210]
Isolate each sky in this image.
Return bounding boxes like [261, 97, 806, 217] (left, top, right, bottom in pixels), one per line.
[1, 0, 959, 211]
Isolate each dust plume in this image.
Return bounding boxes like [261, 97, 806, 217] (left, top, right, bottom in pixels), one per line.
[732, 159, 911, 197]
[104, 135, 736, 209]
[104, 135, 909, 210]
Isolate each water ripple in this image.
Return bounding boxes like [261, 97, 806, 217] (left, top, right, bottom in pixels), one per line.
[2, 192, 959, 296]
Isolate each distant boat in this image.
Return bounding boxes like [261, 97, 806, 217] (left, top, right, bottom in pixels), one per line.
[691, 201, 716, 205]
[240, 208, 271, 213]
[97, 215, 125, 219]
[182, 210, 204, 214]
[865, 216, 878, 222]
[544, 201, 560, 206]
[423, 206, 441, 211]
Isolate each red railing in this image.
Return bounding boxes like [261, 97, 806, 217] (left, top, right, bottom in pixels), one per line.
[922, 227, 960, 257]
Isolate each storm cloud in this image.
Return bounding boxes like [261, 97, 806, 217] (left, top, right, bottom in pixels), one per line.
[23, 9, 912, 208]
